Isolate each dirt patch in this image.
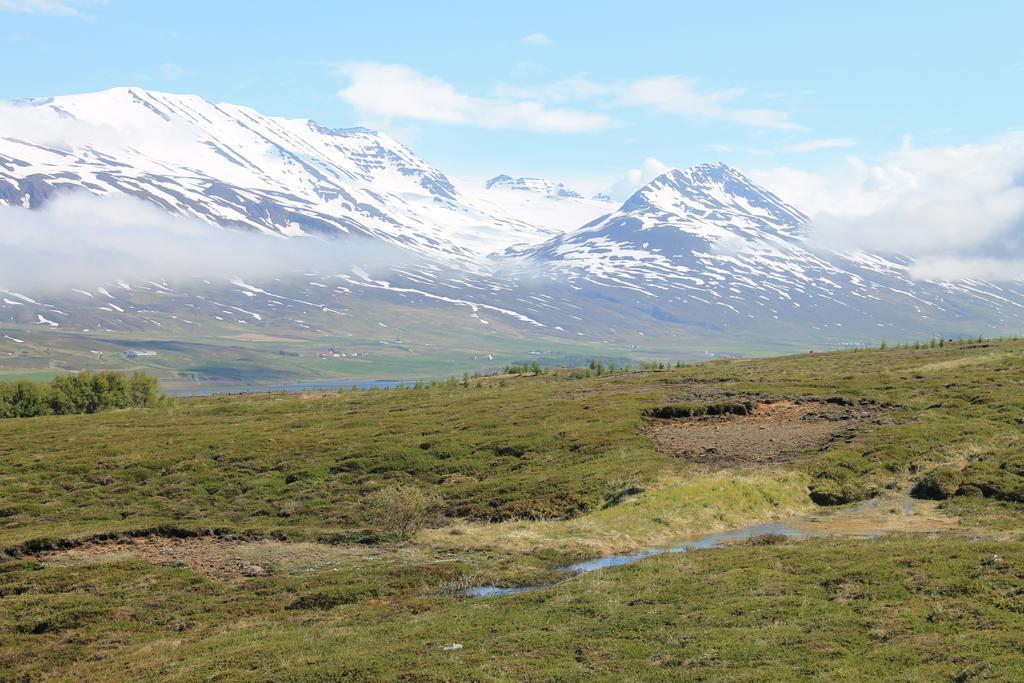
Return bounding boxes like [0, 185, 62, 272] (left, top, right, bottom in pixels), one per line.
[39, 536, 274, 580]
[34, 537, 449, 581]
[644, 399, 879, 469]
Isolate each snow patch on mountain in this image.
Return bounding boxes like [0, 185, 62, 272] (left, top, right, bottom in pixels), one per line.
[484, 174, 583, 199]
[470, 174, 610, 237]
[0, 87, 556, 262]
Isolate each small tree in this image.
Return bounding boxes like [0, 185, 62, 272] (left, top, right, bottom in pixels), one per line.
[9, 381, 49, 418]
[129, 371, 160, 407]
[362, 484, 441, 541]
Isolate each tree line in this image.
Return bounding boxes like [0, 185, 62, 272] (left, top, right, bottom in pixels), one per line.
[0, 371, 161, 419]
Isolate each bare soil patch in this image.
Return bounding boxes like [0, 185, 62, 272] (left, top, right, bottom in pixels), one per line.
[36, 536, 447, 580]
[644, 399, 880, 469]
[40, 536, 275, 580]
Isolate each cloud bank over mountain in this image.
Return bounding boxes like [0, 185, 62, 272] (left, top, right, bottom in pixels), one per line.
[754, 134, 1024, 280]
[0, 193, 410, 291]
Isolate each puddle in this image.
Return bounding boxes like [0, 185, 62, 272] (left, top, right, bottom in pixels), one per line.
[467, 523, 806, 597]
[466, 495, 953, 598]
[465, 586, 536, 598]
[566, 523, 805, 573]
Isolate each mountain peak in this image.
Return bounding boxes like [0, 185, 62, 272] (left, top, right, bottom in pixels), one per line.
[3, 86, 566, 257]
[622, 162, 807, 231]
[485, 174, 583, 199]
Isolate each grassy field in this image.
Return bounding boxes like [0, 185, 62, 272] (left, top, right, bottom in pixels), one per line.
[2, 339, 1024, 679]
[1, 294, 782, 391]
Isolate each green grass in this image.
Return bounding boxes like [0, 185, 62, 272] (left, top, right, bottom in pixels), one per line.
[4, 338, 1023, 548]
[0, 369, 68, 383]
[3, 295, 754, 391]
[2, 339, 1024, 679]
[2, 537, 1022, 680]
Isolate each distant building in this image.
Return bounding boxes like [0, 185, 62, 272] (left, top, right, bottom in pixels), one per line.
[122, 350, 157, 359]
[316, 348, 359, 360]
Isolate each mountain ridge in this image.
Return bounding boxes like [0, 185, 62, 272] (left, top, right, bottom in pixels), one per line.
[2, 87, 1024, 354]
[484, 174, 584, 199]
[0, 86, 557, 262]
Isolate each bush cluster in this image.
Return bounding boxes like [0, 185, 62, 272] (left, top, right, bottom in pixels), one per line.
[645, 400, 757, 419]
[361, 484, 442, 541]
[912, 459, 1024, 503]
[0, 371, 161, 419]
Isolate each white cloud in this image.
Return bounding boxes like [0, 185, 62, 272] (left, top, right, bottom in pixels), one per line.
[337, 64, 798, 133]
[505, 74, 798, 130]
[753, 134, 1024, 280]
[909, 256, 1024, 281]
[0, 193, 411, 292]
[785, 137, 857, 153]
[337, 63, 614, 133]
[522, 32, 552, 46]
[608, 157, 670, 201]
[620, 76, 801, 131]
[748, 165, 836, 216]
[0, 100, 200, 155]
[0, 101, 133, 149]
[157, 62, 183, 81]
[0, 0, 101, 15]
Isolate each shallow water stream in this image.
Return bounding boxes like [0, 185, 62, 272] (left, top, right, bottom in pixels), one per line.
[466, 496, 944, 597]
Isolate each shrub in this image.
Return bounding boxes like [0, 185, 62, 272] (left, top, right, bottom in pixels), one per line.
[5, 381, 50, 418]
[602, 482, 645, 509]
[808, 479, 846, 505]
[362, 484, 441, 541]
[911, 467, 963, 500]
[0, 371, 161, 419]
[129, 372, 160, 407]
[809, 478, 877, 506]
[645, 400, 756, 419]
[956, 465, 1024, 503]
[746, 533, 791, 546]
[286, 587, 379, 610]
[646, 404, 702, 419]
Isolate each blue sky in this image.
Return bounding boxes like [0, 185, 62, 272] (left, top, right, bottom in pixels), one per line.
[3, 0, 1023, 196]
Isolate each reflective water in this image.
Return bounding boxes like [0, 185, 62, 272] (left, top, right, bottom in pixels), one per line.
[465, 586, 536, 598]
[466, 523, 806, 598]
[173, 379, 413, 396]
[566, 523, 805, 574]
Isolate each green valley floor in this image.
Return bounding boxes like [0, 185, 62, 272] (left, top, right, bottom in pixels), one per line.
[2, 339, 1024, 680]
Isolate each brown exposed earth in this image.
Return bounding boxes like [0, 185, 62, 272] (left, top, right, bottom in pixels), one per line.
[39, 536, 275, 580]
[644, 399, 881, 469]
[36, 536, 448, 581]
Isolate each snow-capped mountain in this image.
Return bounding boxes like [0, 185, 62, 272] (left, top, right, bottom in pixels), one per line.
[2, 88, 1023, 359]
[521, 163, 808, 271]
[518, 163, 1024, 336]
[476, 173, 611, 236]
[484, 174, 583, 199]
[0, 87, 557, 261]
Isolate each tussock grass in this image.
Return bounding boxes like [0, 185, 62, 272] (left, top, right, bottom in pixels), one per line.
[2, 339, 1024, 678]
[420, 469, 812, 555]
